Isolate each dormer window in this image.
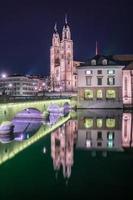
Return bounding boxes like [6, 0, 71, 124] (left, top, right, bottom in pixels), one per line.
[91, 59, 96, 66]
[102, 59, 108, 65]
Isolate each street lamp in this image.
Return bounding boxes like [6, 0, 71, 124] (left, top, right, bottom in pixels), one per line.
[1, 73, 7, 79]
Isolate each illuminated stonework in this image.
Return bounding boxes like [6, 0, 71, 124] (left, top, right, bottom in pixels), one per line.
[51, 120, 78, 179]
[50, 18, 81, 92]
[122, 64, 133, 106]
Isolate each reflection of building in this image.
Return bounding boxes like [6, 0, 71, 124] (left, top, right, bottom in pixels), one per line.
[122, 112, 133, 147]
[77, 110, 123, 152]
[77, 55, 124, 108]
[122, 63, 133, 107]
[51, 120, 78, 179]
[50, 18, 81, 92]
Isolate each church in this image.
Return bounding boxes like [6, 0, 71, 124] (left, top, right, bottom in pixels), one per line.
[50, 17, 81, 92]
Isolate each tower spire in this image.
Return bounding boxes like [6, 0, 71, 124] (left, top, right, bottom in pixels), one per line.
[54, 23, 57, 33]
[96, 41, 98, 55]
[65, 14, 68, 25]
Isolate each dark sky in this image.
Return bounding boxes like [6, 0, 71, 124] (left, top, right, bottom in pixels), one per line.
[0, 0, 133, 76]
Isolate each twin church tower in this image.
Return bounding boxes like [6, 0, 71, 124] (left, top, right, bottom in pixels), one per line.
[50, 16, 80, 92]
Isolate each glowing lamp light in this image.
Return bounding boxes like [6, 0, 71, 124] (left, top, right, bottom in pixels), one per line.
[1, 73, 7, 78]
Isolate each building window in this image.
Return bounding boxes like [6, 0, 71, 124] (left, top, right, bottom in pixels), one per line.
[97, 142, 102, 147]
[107, 77, 115, 85]
[97, 70, 102, 74]
[107, 132, 114, 140]
[106, 89, 116, 99]
[102, 59, 108, 65]
[97, 89, 103, 99]
[106, 119, 116, 128]
[84, 118, 93, 128]
[124, 77, 128, 96]
[91, 59, 96, 65]
[97, 77, 102, 85]
[86, 76, 91, 86]
[107, 132, 114, 148]
[96, 118, 103, 128]
[85, 70, 92, 75]
[97, 132, 102, 140]
[107, 70, 115, 75]
[84, 89, 93, 99]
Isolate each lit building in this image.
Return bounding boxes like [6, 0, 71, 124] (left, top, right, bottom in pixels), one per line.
[50, 18, 82, 92]
[77, 55, 125, 108]
[51, 120, 78, 179]
[122, 62, 133, 107]
[0, 74, 46, 96]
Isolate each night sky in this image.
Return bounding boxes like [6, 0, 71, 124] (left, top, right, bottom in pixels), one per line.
[0, 0, 133, 76]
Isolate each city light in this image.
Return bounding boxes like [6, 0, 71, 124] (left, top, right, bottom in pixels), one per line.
[1, 73, 7, 78]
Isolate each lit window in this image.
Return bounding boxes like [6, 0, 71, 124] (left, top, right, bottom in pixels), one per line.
[84, 89, 93, 99]
[107, 141, 113, 148]
[86, 140, 91, 148]
[86, 76, 91, 85]
[97, 77, 102, 85]
[107, 77, 115, 85]
[97, 90, 103, 99]
[96, 118, 103, 128]
[107, 70, 115, 75]
[84, 118, 93, 128]
[85, 70, 92, 75]
[106, 119, 116, 128]
[106, 90, 116, 99]
[107, 132, 114, 140]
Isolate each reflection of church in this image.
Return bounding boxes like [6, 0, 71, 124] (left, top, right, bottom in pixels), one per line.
[51, 120, 78, 179]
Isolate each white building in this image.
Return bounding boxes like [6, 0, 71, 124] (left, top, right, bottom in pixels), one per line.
[0, 75, 46, 96]
[77, 55, 124, 108]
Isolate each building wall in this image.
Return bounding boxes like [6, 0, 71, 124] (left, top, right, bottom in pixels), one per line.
[122, 70, 133, 106]
[0, 76, 45, 96]
[77, 65, 123, 108]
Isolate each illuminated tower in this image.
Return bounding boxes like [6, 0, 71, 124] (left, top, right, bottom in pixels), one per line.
[50, 24, 61, 91]
[60, 16, 73, 91]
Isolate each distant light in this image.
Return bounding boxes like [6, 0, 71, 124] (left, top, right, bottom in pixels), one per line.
[8, 83, 13, 88]
[43, 147, 47, 154]
[1, 73, 7, 78]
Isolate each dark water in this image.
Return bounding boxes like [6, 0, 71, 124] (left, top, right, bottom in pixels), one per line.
[0, 108, 133, 199]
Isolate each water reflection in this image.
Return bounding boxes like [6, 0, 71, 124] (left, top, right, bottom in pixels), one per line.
[50, 110, 133, 179]
[51, 120, 78, 179]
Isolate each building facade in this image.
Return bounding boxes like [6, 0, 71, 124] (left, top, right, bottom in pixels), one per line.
[122, 62, 133, 107]
[0, 75, 46, 96]
[50, 20, 81, 92]
[77, 55, 124, 108]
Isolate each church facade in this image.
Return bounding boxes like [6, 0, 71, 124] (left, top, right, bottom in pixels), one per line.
[50, 18, 80, 92]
